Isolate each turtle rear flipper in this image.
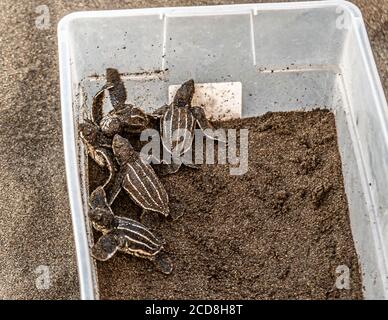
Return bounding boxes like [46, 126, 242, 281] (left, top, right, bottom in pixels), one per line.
[153, 252, 173, 275]
[156, 161, 182, 176]
[190, 106, 227, 143]
[140, 210, 162, 230]
[182, 150, 201, 170]
[168, 209, 184, 221]
[95, 148, 116, 189]
[106, 166, 128, 206]
[139, 197, 183, 222]
[91, 233, 119, 261]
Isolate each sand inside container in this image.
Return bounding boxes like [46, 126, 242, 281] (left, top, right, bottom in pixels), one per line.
[88, 110, 362, 300]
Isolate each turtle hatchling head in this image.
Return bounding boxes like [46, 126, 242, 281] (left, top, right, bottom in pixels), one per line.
[112, 134, 135, 164]
[100, 113, 122, 138]
[173, 79, 195, 108]
[80, 120, 112, 148]
[89, 187, 115, 232]
[90, 186, 109, 209]
[79, 120, 99, 144]
[89, 208, 115, 233]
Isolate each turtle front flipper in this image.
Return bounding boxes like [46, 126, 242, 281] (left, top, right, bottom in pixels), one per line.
[140, 209, 161, 230]
[173, 79, 195, 108]
[105, 165, 128, 206]
[92, 84, 114, 125]
[152, 252, 174, 275]
[189, 106, 227, 143]
[95, 148, 116, 188]
[106, 68, 127, 111]
[156, 161, 182, 176]
[91, 233, 119, 261]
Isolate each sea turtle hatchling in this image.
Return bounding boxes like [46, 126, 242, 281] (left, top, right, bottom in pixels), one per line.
[79, 120, 116, 188]
[89, 186, 173, 274]
[97, 68, 151, 137]
[107, 134, 180, 227]
[153, 79, 227, 175]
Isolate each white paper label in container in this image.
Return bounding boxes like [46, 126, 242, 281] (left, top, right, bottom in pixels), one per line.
[168, 82, 242, 121]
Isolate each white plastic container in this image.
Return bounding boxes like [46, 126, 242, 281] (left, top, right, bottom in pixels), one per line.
[58, 1, 388, 300]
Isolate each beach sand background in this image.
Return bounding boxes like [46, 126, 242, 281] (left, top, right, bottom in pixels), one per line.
[0, 0, 386, 299]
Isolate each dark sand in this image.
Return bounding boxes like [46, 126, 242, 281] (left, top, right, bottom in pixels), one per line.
[0, 0, 384, 299]
[90, 110, 363, 300]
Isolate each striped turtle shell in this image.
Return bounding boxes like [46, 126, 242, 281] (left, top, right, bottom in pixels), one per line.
[160, 79, 196, 157]
[162, 104, 196, 157]
[122, 158, 169, 215]
[115, 217, 163, 258]
[111, 135, 169, 217]
[154, 79, 227, 176]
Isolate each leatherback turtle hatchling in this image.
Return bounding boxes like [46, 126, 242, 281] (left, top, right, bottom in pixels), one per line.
[153, 79, 226, 174]
[78, 79, 121, 187]
[89, 186, 173, 274]
[79, 120, 115, 188]
[107, 134, 179, 227]
[98, 68, 151, 137]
